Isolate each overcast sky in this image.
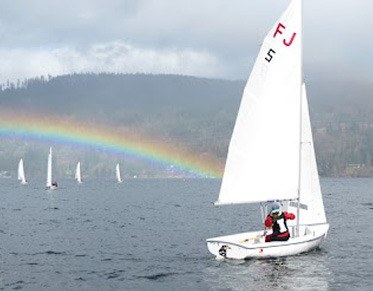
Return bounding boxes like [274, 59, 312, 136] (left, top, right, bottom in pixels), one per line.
[0, 0, 371, 84]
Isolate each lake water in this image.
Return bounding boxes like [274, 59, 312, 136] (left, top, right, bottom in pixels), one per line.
[0, 177, 372, 290]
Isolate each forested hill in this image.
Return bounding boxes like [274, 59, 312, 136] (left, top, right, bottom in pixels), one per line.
[0, 73, 373, 177]
[0, 74, 243, 121]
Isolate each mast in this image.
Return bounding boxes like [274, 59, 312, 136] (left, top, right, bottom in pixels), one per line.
[296, 0, 303, 237]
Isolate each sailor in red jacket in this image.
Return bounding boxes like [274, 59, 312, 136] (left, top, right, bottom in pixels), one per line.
[265, 202, 295, 242]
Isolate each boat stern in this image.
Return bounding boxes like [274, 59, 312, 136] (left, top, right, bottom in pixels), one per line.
[206, 231, 266, 260]
[206, 240, 252, 260]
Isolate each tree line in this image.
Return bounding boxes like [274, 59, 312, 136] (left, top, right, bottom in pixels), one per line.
[1, 73, 372, 177]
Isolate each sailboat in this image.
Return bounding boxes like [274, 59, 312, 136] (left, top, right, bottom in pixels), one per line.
[115, 163, 123, 183]
[206, 0, 329, 259]
[75, 162, 82, 183]
[46, 147, 58, 190]
[17, 158, 28, 185]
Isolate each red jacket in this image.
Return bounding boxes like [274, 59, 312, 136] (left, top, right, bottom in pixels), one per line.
[265, 211, 295, 228]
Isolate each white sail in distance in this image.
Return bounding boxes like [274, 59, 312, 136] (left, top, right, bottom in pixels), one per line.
[75, 162, 82, 183]
[217, 0, 302, 205]
[18, 158, 27, 184]
[116, 163, 123, 183]
[46, 147, 53, 188]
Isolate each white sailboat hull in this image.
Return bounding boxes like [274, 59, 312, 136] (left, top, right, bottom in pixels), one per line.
[206, 223, 329, 259]
[46, 185, 58, 190]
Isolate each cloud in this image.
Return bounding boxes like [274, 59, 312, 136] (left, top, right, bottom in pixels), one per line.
[0, 41, 223, 83]
[0, 0, 372, 82]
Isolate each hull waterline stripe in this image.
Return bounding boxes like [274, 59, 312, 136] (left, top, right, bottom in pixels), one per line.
[207, 233, 326, 250]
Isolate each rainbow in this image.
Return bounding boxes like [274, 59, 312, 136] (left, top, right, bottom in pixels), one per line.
[0, 109, 223, 178]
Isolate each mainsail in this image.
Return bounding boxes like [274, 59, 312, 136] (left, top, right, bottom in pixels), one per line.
[217, 0, 303, 205]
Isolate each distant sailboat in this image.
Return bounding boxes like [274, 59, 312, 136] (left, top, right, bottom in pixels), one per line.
[17, 158, 28, 185]
[46, 147, 58, 190]
[206, 0, 329, 259]
[115, 163, 123, 183]
[75, 162, 82, 183]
